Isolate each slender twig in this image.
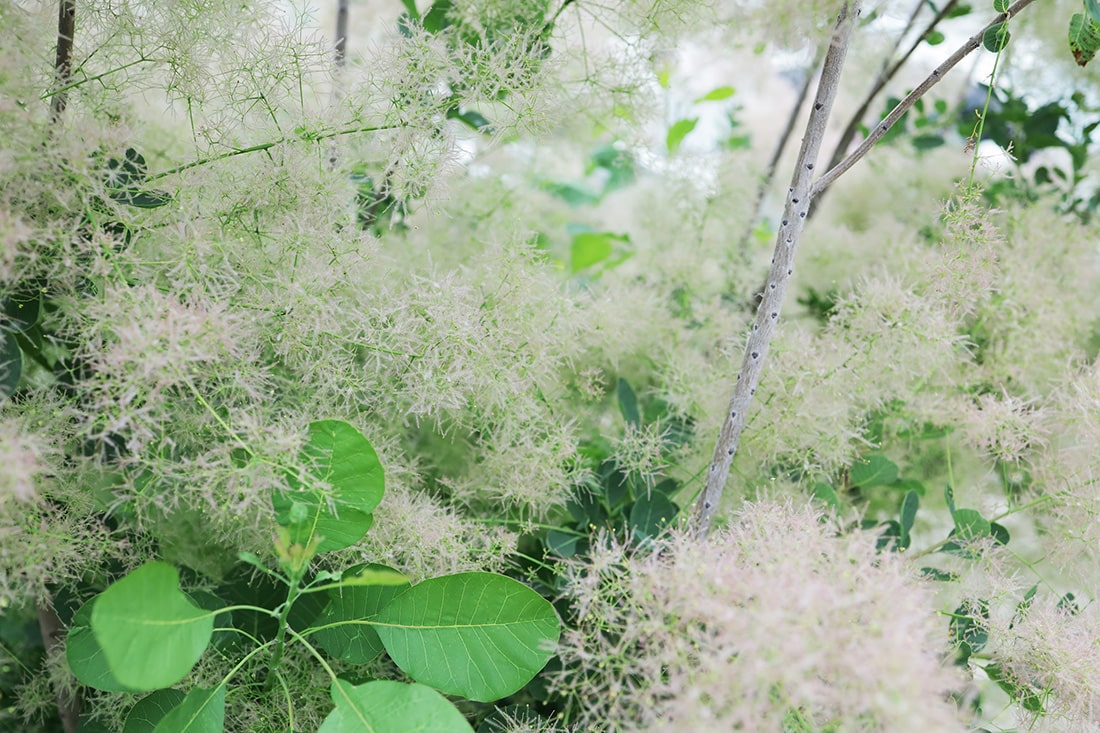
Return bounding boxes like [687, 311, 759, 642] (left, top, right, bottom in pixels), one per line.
[146, 122, 402, 181]
[811, 0, 960, 216]
[736, 51, 821, 256]
[41, 5, 82, 730]
[49, 0, 76, 121]
[812, 0, 1042, 197]
[692, 4, 861, 538]
[41, 55, 154, 100]
[36, 604, 79, 733]
[549, 0, 577, 28]
[334, 0, 349, 68]
[329, 0, 351, 169]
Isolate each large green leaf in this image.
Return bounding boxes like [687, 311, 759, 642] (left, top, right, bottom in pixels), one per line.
[67, 601, 140, 693]
[849, 454, 898, 488]
[319, 680, 473, 733]
[123, 690, 187, 733]
[90, 562, 214, 691]
[273, 420, 384, 554]
[629, 492, 678, 540]
[372, 573, 560, 701]
[314, 564, 411, 664]
[152, 686, 225, 733]
[953, 508, 991, 539]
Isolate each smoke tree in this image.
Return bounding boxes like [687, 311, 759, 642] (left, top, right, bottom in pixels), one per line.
[1, 0, 1100, 731]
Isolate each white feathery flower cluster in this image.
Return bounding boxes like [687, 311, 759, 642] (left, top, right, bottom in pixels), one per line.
[986, 595, 1100, 730]
[0, 418, 45, 504]
[554, 500, 964, 732]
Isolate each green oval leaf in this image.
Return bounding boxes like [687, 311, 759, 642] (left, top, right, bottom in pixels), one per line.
[666, 117, 699, 155]
[273, 420, 385, 554]
[124, 690, 187, 733]
[983, 22, 1010, 52]
[2, 290, 41, 332]
[570, 232, 612, 272]
[314, 564, 411, 664]
[898, 490, 919, 551]
[953, 508, 991, 539]
[1070, 12, 1100, 66]
[629, 492, 678, 540]
[616, 377, 640, 426]
[911, 133, 945, 150]
[545, 528, 582, 558]
[152, 686, 225, 733]
[446, 106, 494, 135]
[693, 86, 735, 103]
[111, 189, 173, 209]
[66, 601, 141, 693]
[90, 562, 214, 691]
[919, 567, 958, 582]
[992, 0, 1009, 12]
[811, 482, 839, 511]
[985, 662, 1046, 713]
[319, 680, 473, 733]
[373, 573, 560, 702]
[569, 231, 631, 274]
[849, 454, 898, 488]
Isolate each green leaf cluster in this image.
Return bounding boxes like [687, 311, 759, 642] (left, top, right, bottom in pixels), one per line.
[66, 421, 560, 731]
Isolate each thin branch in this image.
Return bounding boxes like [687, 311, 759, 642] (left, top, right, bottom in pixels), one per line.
[41, 5, 82, 730]
[49, 0, 76, 121]
[146, 122, 403, 181]
[334, 0, 349, 68]
[736, 51, 821, 256]
[812, 0, 1041, 197]
[329, 0, 351, 169]
[811, 0, 960, 216]
[37, 604, 79, 733]
[40, 55, 154, 100]
[692, 3, 861, 538]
